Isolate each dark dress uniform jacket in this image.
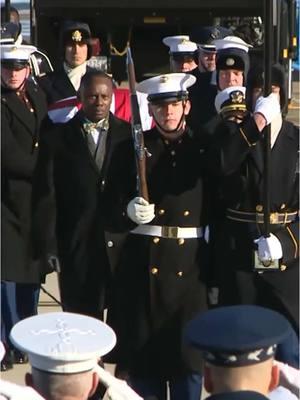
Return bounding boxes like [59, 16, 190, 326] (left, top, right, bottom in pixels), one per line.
[207, 117, 299, 332]
[1, 81, 48, 283]
[106, 126, 209, 379]
[32, 111, 135, 316]
[187, 69, 217, 132]
[37, 65, 92, 105]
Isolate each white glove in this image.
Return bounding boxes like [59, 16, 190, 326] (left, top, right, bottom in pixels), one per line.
[254, 233, 283, 261]
[127, 197, 155, 224]
[254, 93, 281, 125]
[94, 365, 143, 400]
[0, 380, 46, 400]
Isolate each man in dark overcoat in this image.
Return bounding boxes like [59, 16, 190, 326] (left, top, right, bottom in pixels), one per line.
[32, 70, 135, 319]
[106, 73, 209, 400]
[1, 43, 49, 370]
[206, 65, 299, 338]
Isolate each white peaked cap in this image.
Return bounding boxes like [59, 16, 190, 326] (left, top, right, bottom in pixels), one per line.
[163, 35, 198, 53]
[136, 73, 196, 101]
[214, 86, 246, 114]
[1, 44, 37, 61]
[10, 312, 116, 374]
[214, 36, 252, 53]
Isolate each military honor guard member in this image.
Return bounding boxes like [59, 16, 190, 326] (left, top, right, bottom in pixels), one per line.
[206, 64, 299, 339]
[184, 305, 295, 400]
[1, 43, 49, 371]
[214, 35, 252, 91]
[163, 35, 198, 73]
[189, 26, 232, 74]
[38, 20, 93, 106]
[106, 73, 209, 400]
[9, 312, 143, 400]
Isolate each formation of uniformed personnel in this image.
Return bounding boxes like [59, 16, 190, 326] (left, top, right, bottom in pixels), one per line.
[1, 43, 49, 371]
[184, 305, 295, 400]
[206, 64, 299, 337]
[32, 69, 135, 319]
[105, 73, 209, 400]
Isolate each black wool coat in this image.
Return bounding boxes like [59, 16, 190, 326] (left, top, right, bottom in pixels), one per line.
[1, 81, 48, 283]
[32, 112, 136, 316]
[106, 126, 209, 379]
[37, 65, 93, 105]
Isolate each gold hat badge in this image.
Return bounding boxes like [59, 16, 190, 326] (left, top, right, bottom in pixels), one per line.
[230, 91, 244, 104]
[71, 30, 82, 42]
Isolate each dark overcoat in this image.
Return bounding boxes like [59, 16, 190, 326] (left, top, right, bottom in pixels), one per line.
[32, 111, 135, 316]
[106, 127, 209, 379]
[187, 69, 217, 132]
[1, 81, 48, 283]
[37, 66, 93, 104]
[207, 117, 299, 332]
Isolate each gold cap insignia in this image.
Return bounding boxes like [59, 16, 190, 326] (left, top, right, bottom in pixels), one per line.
[180, 38, 189, 44]
[159, 75, 169, 83]
[72, 30, 82, 42]
[226, 57, 235, 67]
[230, 91, 244, 104]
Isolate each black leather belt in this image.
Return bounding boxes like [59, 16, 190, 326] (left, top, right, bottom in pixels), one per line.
[227, 208, 298, 224]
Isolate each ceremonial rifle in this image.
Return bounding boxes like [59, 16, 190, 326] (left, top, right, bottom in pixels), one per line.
[255, 0, 279, 270]
[262, 0, 273, 239]
[126, 47, 149, 202]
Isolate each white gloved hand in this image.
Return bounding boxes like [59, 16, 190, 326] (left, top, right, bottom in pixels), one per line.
[254, 93, 281, 125]
[254, 233, 283, 261]
[95, 365, 143, 400]
[127, 197, 155, 224]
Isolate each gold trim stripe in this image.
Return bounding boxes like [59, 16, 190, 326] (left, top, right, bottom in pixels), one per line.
[286, 225, 299, 259]
[239, 127, 254, 147]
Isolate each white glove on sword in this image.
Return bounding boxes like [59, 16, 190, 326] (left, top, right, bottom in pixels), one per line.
[94, 364, 143, 400]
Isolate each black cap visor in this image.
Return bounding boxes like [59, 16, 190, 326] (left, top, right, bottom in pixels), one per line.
[148, 91, 189, 104]
[1, 59, 29, 70]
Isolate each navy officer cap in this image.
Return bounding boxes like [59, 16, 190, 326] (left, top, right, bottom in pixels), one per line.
[0, 22, 21, 44]
[190, 26, 232, 52]
[184, 305, 290, 367]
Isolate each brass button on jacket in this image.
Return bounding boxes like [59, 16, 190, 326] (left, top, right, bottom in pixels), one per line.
[151, 267, 159, 275]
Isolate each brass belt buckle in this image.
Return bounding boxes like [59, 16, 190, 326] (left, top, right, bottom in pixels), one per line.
[270, 212, 279, 224]
[161, 226, 179, 239]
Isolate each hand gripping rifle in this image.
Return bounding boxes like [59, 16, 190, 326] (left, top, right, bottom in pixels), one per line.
[254, 0, 279, 270]
[126, 48, 149, 202]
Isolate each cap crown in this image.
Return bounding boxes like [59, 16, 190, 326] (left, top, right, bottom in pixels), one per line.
[136, 72, 196, 102]
[163, 35, 197, 53]
[1, 44, 37, 61]
[10, 312, 116, 373]
[214, 35, 252, 53]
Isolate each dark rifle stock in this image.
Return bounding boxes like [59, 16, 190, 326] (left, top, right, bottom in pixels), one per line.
[126, 48, 149, 202]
